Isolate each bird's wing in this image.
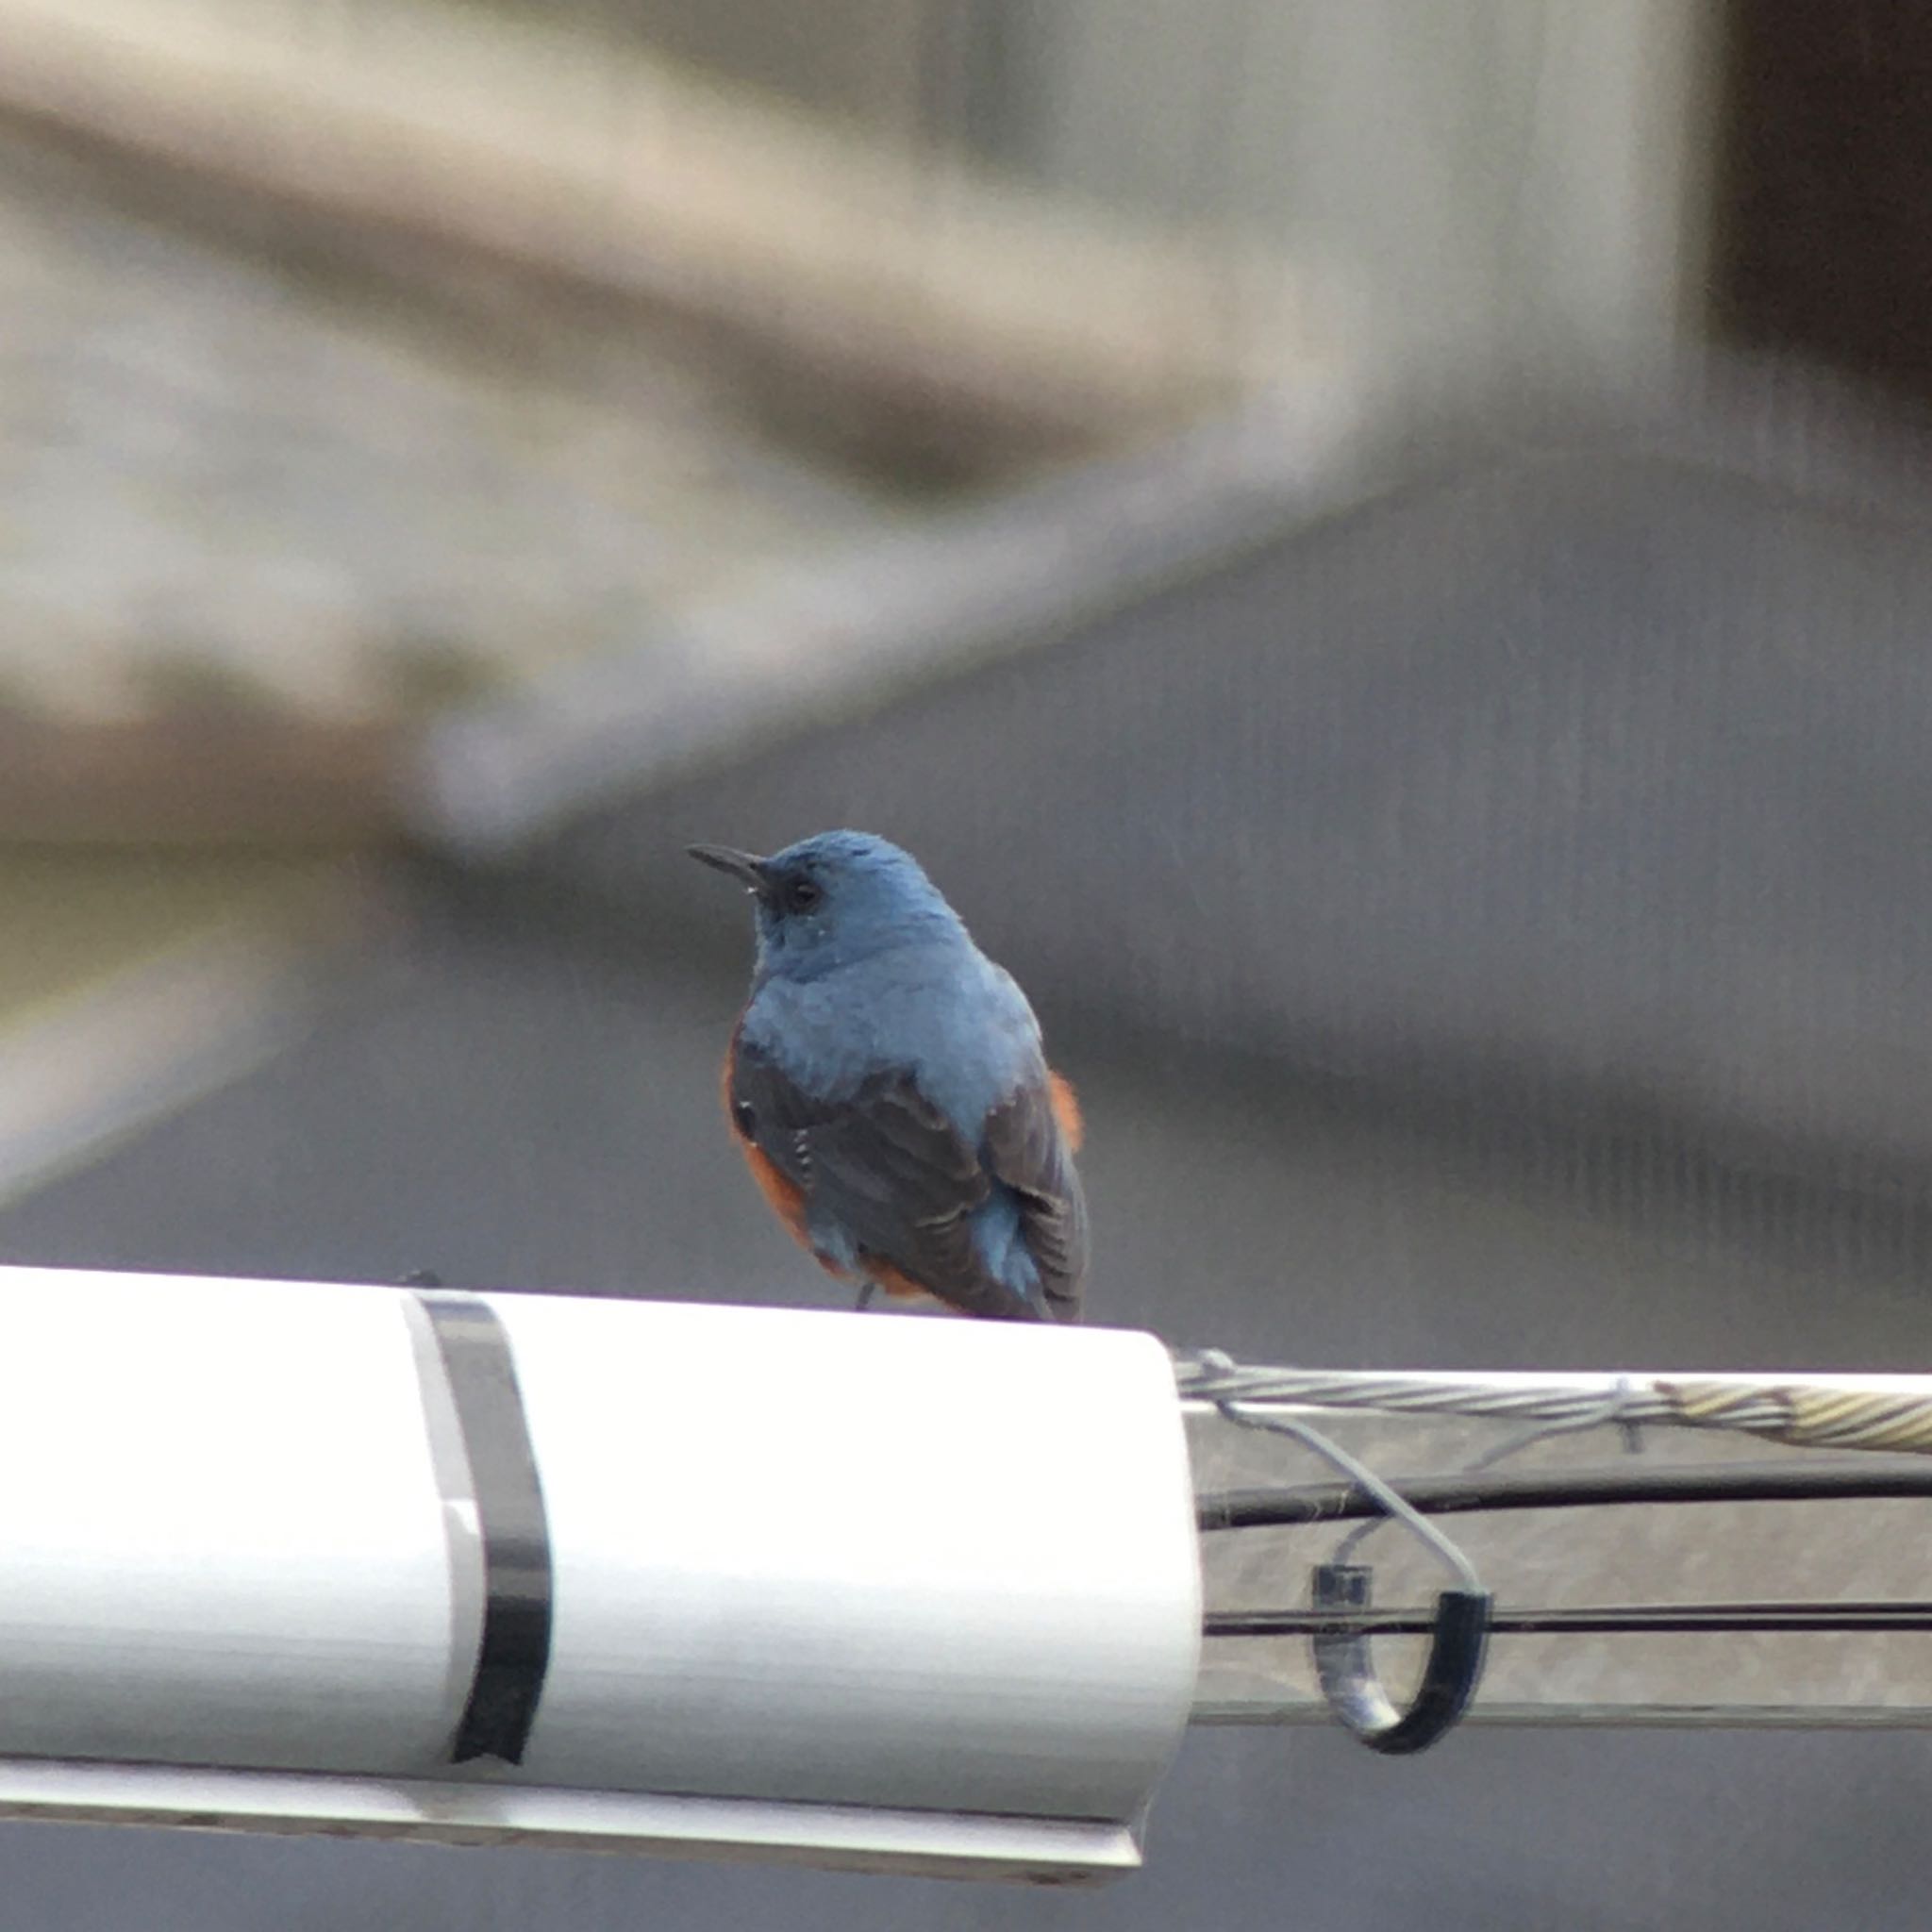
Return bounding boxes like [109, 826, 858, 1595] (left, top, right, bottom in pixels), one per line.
[984, 1075, 1089, 1324]
[730, 1041, 1081, 1322]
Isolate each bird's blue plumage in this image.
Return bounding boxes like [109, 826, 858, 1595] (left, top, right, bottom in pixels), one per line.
[692, 830, 1087, 1321]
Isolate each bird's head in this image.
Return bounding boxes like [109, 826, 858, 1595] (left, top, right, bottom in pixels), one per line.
[689, 830, 966, 980]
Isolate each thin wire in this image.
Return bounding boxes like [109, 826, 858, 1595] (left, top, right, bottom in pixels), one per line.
[1196, 1457, 1932, 1531]
[1208, 1602, 1932, 1639]
[1331, 1376, 1642, 1565]
[1463, 1378, 1643, 1474]
[1214, 1399, 1484, 1591]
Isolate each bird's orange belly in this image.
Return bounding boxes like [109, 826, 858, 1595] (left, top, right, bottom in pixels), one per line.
[1047, 1068, 1083, 1151]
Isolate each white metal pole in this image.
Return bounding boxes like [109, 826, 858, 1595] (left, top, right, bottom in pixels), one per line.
[0, 1265, 1202, 1880]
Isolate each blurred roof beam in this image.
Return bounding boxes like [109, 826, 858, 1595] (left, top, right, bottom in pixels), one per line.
[0, 0, 1340, 475]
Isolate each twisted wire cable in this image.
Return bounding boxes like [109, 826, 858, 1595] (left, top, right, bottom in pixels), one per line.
[1174, 1352, 1932, 1455]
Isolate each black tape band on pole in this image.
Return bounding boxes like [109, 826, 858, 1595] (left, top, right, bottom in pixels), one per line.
[417, 1292, 554, 1765]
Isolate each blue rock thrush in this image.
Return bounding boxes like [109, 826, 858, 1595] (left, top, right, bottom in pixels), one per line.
[690, 830, 1088, 1322]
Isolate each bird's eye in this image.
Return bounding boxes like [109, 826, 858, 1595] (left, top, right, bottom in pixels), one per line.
[783, 875, 823, 915]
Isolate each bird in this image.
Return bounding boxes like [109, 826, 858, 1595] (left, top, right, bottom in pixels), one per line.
[689, 830, 1088, 1323]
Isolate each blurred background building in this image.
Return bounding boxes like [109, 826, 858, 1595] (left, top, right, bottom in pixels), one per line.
[2, 0, 1932, 1925]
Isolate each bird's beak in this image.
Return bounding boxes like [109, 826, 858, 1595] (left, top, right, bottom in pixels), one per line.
[686, 843, 771, 893]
